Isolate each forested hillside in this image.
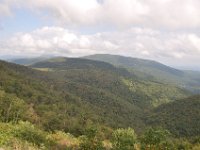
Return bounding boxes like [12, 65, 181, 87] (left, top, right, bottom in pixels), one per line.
[145, 95, 200, 137]
[0, 60, 101, 134]
[84, 54, 200, 93]
[32, 57, 190, 107]
[0, 58, 199, 149]
[0, 58, 190, 132]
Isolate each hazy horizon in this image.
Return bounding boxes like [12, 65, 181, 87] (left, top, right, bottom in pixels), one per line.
[1, 53, 200, 71]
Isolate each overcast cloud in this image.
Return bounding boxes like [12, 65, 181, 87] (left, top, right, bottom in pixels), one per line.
[1, 0, 199, 28]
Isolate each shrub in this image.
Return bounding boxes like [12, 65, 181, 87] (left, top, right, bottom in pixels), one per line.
[140, 128, 170, 150]
[79, 127, 105, 150]
[111, 127, 137, 150]
[13, 121, 48, 147]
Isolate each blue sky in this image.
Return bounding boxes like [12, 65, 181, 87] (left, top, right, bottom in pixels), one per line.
[0, 8, 53, 37]
[0, 0, 200, 69]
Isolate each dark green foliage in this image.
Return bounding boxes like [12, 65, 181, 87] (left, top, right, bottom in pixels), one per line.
[146, 95, 200, 137]
[140, 128, 170, 150]
[173, 139, 193, 150]
[79, 127, 105, 150]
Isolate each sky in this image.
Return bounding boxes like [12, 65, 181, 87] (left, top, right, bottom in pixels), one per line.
[0, 0, 200, 69]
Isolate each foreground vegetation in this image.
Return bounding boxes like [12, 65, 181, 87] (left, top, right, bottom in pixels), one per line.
[1, 121, 200, 150]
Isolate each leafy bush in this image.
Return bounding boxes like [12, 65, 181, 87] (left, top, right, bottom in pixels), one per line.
[0, 91, 28, 123]
[174, 139, 192, 150]
[111, 127, 137, 150]
[140, 128, 170, 150]
[79, 127, 105, 150]
[0, 122, 46, 149]
[47, 131, 79, 149]
[13, 121, 49, 147]
[0, 122, 13, 146]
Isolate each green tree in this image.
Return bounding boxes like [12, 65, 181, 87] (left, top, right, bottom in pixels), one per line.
[111, 127, 137, 150]
[0, 91, 28, 123]
[79, 127, 105, 150]
[140, 128, 170, 150]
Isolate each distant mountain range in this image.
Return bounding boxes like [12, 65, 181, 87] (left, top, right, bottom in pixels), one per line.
[9, 54, 200, 94]
[84, 54, 200, 93]
[9, 56, 51, 66]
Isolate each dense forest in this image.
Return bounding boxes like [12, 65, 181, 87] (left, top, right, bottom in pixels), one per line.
[0, 55, 200, 149]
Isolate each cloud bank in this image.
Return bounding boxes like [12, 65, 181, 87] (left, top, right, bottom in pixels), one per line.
[1, 26, 200, 65]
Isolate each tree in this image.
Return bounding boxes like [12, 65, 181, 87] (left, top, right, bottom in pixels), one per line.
[79, 126, 105, 150]
[111, 127, 137, 150]
[140, 128, 170, 150]
[0, 91, 28, 123]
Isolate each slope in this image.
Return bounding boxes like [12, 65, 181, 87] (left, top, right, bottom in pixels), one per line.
[0, 58, 191, 135]
[0, 60, 104, 135]
[145, 95, 200, 137]
[84, 54, 200, 93]
[0, 59, 149, 134]
[32, 57, 189, 107]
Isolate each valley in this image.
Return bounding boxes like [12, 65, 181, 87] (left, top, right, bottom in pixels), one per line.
[0, 55, 199, 149]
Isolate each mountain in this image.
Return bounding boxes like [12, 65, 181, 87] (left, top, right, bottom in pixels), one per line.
[31, 57, 189, 107]
[84, 54, 183, 76]
[0, 57, 192, 133]
[0, 57, 199, 149]
[145, 95, 200, 137]
[0, 60, 99, 134]
[9, 57, 50, 66]
[84, 54, 200, 93]
[0, 59, 147, 134]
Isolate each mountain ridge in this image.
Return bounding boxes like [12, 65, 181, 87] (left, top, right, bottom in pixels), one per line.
[83, 54, 200, 93]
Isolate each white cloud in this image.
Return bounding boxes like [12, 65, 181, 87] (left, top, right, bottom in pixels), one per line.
[1, 26, 200, 66]
[0, 2, 12, 18]
[187, 34, 200, 52]
[3, 0, 101, 25]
